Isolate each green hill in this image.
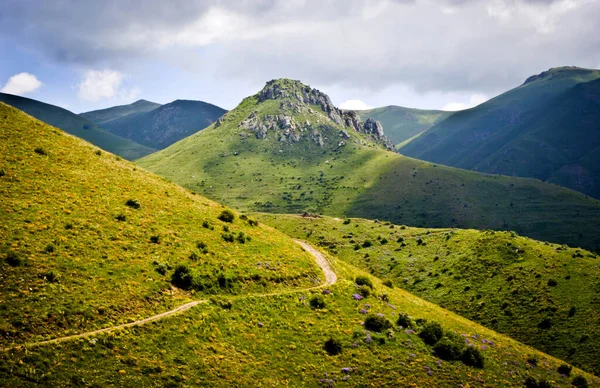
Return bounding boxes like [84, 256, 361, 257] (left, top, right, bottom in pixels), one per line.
[0, 92, 155, 160]
[80, 99, 161, 126]
[258, 213, 600, 375]
[357, 106, 451, 147]
[138, 79, 600, 252]
[84, 99, 227, 149]
[2, 101, 599, 387]
[401, 67, 600, 198]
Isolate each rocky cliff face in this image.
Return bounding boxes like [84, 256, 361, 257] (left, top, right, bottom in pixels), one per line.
[237, 79, 393, 150]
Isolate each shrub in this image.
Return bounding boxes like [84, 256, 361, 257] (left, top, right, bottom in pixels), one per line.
[527, 356, 538, 366]
[547, 279, 558, 287]
[125, 199, 141, 209]
[5, 251, 21, 267]
[323, 338, 342, 356]
[154, 262, 168, 275]
[196, 241, 209, 254]
[65, 223, 73, 230]
[202, 220, 214, 230]
[39, 271, 60, 283]
[0, 170, 5, 177]
[222, 233, 234, 243]
[218, 210, 235, 223]
[364, 314, 392, 332]
[419, 322, 443, 345]
[524, 377, 552, 388]
[432, 337, 463, 361]
[355, 276, 373, 288]
[557, 364, 572, 376]
[236, 232, 250, 243]
[247, 219, 259, 227]
[383, 279, 393, 288]
[343, 219, 351, 225]
[380, 238, 388, 245]
[309, 295, 326, 309]
[568, 306, 577, 317]
[357, 285, 371, 298]
[396, 313, 414, 329]
[150, 235, 160, 244]
[538, 318, 552, 329]
[95, 150, 102, 156]
[43, 244, 55, 253]
[461, 346, 485, 368]
[572, 376, 588, 388]
[115, 214, 126, 222]
[34, 147, 47, 155]
[189, 252, 200, 261]
[362, 240, 372, 248]
[172, 265, 193, 290]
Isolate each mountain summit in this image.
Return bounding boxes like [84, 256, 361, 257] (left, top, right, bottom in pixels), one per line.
[221, 79, 393, 150]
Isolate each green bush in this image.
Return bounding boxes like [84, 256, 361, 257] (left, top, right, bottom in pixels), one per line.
[396, 313, 414, 329]
[358, 285, 371, 298]
[34, 147, 47, 155]
[364, 314, 392, 332]
[382, 279, 393, 288]
[524, 377, 552, 388]
[125, 199, 141, 209]
[189, 252, 200, 261]
[172, 265, 193, 290]
[222, 233, 235, 242]
[572, 376, 588, 388]
[432, 337, 463, 361]
[419, 321, 443, 345]
[343, 219, 351, 225]
[218, 210, 235, 223]
[150, 235, 160, 244]
[557, 364, 572, 376]
[5, 251, 21, 267]
[115, 214, 126, 222]
[355, 275, 373, 288]
[461, 346, 485, 368]
[309, 295, 326, 309]
[323, 338, 342, 355]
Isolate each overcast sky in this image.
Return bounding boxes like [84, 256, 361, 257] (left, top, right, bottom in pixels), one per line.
[1, 0, 599, 113]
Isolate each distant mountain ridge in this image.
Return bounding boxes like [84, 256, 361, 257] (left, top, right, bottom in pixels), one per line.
[401, 66, 600, 198]
[0, 92, 155, 160]
[82, 99, 227, 150]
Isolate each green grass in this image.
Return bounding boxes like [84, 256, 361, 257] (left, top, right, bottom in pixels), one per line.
[138, 79, 600, 252]
[0, 102, 321, 347]
[0, 93, 155, 160]
[80, 99, 161, 126]
[256, 213, 600, 375]
[401, 66, 600, 199]
[358, 105, 451, 146]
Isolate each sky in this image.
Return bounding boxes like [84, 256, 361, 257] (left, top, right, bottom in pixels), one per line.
[1, 0, 599, 114]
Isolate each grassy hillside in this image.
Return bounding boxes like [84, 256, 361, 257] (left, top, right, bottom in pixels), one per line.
[0, 102, 322, 348]
[80, 99, 161, 126]
[0, 93, 155, 160]
[258, 214, 600, 375]
[90, 99, 227, 149]
[401, 67, 600, 198]
[138, 79, 600, 252]
[357, 105, 451, 147]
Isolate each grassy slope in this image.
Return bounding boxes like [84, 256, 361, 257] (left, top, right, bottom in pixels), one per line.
[257, 214, 600, 375]
[358, 106, 451, 147]
[0, 93, 155, 160]
[401, 67, 600, 198]
[3, 255, 599, 387]
[0, 102, 321, 347]
[138, 81, 600, 252]
[97, 99, 227, 149]
[80, 99, 161, 126]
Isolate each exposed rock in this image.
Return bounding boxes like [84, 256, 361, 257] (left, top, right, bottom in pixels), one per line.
[339, 130, 350, 139]
[214, 115, 225, 128]
[364, 118, 384, 137]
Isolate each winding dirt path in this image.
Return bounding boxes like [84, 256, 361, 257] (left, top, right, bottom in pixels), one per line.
[2, 240, 335, 351]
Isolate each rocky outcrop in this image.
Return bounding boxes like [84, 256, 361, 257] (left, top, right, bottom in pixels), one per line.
[364, 118, 384, 137]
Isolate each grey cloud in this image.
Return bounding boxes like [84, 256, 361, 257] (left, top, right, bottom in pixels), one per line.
[1, 0, 599, 95]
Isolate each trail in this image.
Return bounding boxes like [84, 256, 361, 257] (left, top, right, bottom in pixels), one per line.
[3, 240, 334, 351]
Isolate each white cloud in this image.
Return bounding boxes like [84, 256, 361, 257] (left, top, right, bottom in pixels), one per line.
[77, 69, 138, 102]
[1, 72, 43, 95]
[339, 99, 374, 110]
[441, 93, 488, 111]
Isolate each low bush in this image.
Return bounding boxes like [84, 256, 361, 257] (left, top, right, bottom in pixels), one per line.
[396, 313, 414, 329]
[362, 240, 372, 248]
[222, 233, 235, 242]
[34, 147, 47, 155]
[323, 338, 342, 355]
[355, 275, 373, 288]
[218, 210, 235, 223]
[572, 376, 588, 388]
[115, 214, 126, 222]
[125, 199, 141, 209]
[364, 314, 392, 332]
[461, 346, 485, 368]
[357, 285, 371, 298]
[557, 364, 572, 376]
[309, 295, 326, 309]
[5, 251, 21, 267]
[432, 337, 463, 361]
[150, 235, 160, 244]
[524, 377, 552, 388]
[172, 265, 193, 290]
[382, 279, 393, 288]
[419, 321, 443, 345]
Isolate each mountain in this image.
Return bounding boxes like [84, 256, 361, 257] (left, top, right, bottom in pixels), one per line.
[80, 99, 161, 126]
[259, 213, 600, 375]
[357, 106, 451, 147]
[83, 99, 227, 150]
[0, 92, 155, 160]
[138, 78, 600, 252]
[401, 67, 600, 198]
[5, 101, 598, 386]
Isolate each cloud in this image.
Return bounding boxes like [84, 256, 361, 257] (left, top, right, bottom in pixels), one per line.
[1, 0, 599, 100]
[77, 69, 138, 102]
[441, 93, 488, 111]
[339, 99, 374, 110]
[1, 72, 43, 95]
